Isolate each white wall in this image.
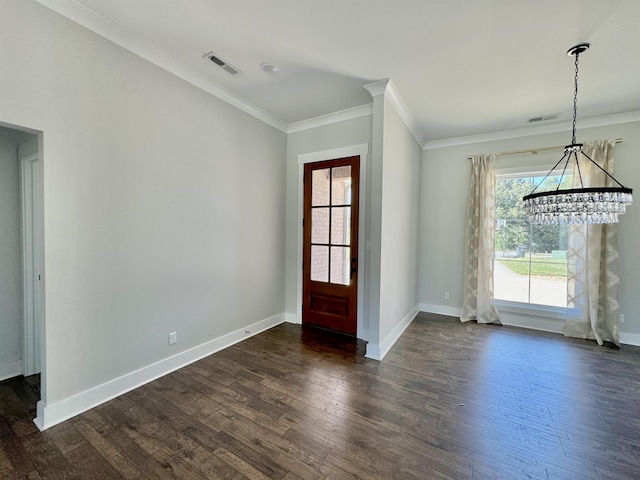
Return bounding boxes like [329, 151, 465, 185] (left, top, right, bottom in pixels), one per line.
[378, 97, 422, 347]
[285, 96, 421, 358]
[420, 121, 640, 343]
[1, 0, 287, 426]
[0, 129, 23, 380]
[285, 115, 373, 322]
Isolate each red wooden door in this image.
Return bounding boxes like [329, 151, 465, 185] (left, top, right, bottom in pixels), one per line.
[303, 156, 360, 335]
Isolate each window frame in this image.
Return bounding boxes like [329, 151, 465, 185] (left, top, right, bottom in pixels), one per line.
[494, 163, 569, 321]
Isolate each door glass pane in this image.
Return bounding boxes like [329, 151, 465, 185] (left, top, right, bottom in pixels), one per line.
[311, 208, 329, 244]
[312, 168, 330, 206]
[331, 166, 352, 205]
[331, 207, 351, 245]
[311, 246, 329, 282]
[330, 246, 350, 285]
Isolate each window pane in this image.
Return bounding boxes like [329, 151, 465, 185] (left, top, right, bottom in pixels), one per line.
[331, 166, 352, 205]
[494, 217, 531, 304]
[312, 168, 330, 206]
[330, 246, 350, 285]
[331, 207, 351, 245]
[494, 258, 531, 304]
[311, 208, 329, 244]
[494, 173, 570, 307]
[529, 224, 568, 307]
[311, 246, 329, 282]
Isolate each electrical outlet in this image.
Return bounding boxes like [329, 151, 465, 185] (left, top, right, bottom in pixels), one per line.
[168, 331, 177, 345]
[618, 314, 625, 324]
[444, 292, 450, 300]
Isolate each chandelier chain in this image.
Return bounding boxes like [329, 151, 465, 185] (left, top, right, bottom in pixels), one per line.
[572, 51, 579, 145]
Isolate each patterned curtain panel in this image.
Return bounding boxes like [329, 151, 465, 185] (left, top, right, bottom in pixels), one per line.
[461, 155, 501, 324]
[565, 140, 620, 346]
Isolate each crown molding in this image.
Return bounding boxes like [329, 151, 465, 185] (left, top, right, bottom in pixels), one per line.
[363, 79, 391, 98]
[423, 111, 640, 150]
[384, 80, 425, 146]
[34, 0, 288, 133]
[287, 104, 372, 134]
[364, 79, 424, 146]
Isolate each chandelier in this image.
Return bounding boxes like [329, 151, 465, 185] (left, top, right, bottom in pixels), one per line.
[522, 43, 633, 225]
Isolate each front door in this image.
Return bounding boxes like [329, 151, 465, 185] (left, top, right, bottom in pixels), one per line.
[303, 156, 359, 335]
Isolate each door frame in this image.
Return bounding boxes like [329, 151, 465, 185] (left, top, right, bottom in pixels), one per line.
[297, 144, 369, 340]
[20, 147, 43, 377]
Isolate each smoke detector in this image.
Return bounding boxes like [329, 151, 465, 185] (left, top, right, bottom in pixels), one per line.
[260, 62, 280, 76]
[203, 51, 242, 77]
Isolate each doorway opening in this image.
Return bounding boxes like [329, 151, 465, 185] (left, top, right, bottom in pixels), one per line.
[297, 143, 369, 340]
[0, 123, 44, 416]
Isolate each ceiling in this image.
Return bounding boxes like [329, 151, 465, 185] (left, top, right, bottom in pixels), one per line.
[37, 0, 640, 144]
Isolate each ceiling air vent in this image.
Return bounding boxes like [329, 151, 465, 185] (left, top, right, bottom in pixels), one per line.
[527, 113, 560, 123]
[203, 51, 242, 77]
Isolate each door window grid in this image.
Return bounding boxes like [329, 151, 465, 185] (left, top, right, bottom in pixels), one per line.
[310, 167, 352, 285]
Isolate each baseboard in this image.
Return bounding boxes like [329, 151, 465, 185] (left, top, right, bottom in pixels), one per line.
[284, 312, 300, 324]
[34, 313, 286, 431]
[419, 303, 462, 318]
[0, 360, 23, 382]
[366, 305, 419, 361]
[419, 304, 640, 347]
[620, 331, 640, 347]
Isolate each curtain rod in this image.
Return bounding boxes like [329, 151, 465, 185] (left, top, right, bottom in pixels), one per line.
[467, 138, 623, 160]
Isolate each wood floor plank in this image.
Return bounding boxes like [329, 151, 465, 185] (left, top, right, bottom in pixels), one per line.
[3, 313, 640, 479]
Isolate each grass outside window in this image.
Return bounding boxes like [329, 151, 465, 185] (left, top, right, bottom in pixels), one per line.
[497, 256, 568, 277]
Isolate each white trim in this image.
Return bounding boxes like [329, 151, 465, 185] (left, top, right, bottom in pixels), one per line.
[495, 300, 568, 320]
[419, 304, 640, 346]
[363, 79, 390, 98]
[498, 311, 564, 335]
[419, 303, 462, 318]
[363, 79, 424, 146]
[20, 152, 42, 377]
[34, 313, 286, 431]
[365, 305, 419, 360]
[423, 111, 640, 150]
[496, 165, 564, 178]
[297, 144, 369, 166]
[296, 144, 369, 341]
[384, 81, 425, 146]
[34, 0, 288, 133]
[288, 105, 372, 134]
[0, 360, 23, 382]
[620, 332, 640, 347]
[284, 312, 300, 324]
[421, 302, 565, 332]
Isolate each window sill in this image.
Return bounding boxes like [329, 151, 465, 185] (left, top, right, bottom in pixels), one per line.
[495, 300, 567, 321]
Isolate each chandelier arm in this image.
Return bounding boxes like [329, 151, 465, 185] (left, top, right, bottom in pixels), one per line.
[555, 151, 574, 191]
[573, 150, 584, 189]
[528, 151, 569, 195]
[580, 150, 627, 188]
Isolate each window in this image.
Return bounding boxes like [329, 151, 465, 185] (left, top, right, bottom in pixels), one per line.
[494, 172, 571, 308]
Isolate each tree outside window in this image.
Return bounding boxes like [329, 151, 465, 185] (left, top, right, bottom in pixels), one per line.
[494, 173, 571, 307]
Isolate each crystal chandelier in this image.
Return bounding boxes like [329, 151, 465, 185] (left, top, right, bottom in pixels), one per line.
[523, 43, 633, 225]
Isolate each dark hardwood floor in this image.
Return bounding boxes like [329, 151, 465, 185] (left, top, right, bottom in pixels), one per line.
[2, 313, 640, 479]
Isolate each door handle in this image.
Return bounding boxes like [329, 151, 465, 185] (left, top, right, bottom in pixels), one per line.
[350, 258, 357, 279]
